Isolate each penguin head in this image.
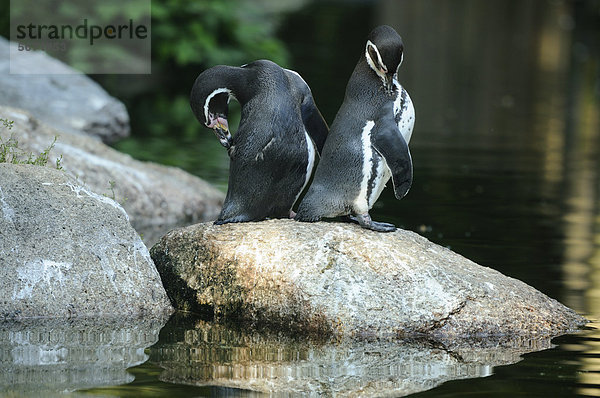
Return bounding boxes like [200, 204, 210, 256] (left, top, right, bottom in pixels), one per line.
[364, 25, 404, 93]
[190, 67, 235, 149]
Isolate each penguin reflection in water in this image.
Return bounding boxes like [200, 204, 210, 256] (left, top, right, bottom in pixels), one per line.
[190, 60, 328, 224]
[296, 25, 415, 232]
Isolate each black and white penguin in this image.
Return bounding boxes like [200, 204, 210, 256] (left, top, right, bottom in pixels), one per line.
[295, 25, 415, 232]
[190, 59, 329, 224]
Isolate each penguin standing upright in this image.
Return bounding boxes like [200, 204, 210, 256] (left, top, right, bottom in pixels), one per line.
[190, 60, 328, 224]
[295, 25, 415, 232]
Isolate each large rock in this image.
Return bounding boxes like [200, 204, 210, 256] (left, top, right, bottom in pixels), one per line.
[0, 163, 173, 319]
[0, 106, 224, 243]
[0, 37, 129, 143]
[151, 219, 586, 340]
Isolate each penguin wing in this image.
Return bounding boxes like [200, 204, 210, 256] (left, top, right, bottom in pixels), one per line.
[371, 116, 413, 199]
[300, 95, 329, 154]
[284, 69, 329, 153]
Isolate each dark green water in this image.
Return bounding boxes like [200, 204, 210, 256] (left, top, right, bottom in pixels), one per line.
[2, 0, 600, 396]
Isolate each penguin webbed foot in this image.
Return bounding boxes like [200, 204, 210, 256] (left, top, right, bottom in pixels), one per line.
[367, 220, 396, 232]
[347, 214, 396, 232]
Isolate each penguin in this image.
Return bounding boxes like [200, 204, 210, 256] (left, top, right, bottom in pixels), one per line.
[190, 59, 329, 224]
[295, 25, 415, 232]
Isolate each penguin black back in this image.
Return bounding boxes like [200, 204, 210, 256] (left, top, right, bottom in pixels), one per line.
[190, 60, 329, 224]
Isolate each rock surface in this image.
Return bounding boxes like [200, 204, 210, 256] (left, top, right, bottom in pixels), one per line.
[0, 106, 224, 243]
[0, 37, 129, 143]
[151, 219, 587, 340]
[0, 163, 173, 319]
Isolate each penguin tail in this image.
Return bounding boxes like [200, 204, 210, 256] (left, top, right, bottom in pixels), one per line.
[294, 215, 321, 223]
[214, 214, 256, 225]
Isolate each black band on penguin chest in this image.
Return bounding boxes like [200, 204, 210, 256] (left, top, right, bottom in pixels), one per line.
[365, 151, 382, 202]
[394, 88, 408, 124]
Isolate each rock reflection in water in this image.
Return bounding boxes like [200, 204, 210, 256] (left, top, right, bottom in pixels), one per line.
[151, 315, 555, 396]
[0, 316, 169, 395]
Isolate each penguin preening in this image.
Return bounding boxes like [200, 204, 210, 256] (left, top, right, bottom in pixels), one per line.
[190, 59, 329, 224]
[295, 25, 415, 232]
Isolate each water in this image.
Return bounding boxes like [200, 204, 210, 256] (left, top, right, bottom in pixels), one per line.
[2, 0, 600, 396]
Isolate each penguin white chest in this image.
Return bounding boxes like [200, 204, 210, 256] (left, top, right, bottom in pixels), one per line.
[393, 80, 415, 144]
[354, 121, 392, 213]
[368, 154, 391, 208]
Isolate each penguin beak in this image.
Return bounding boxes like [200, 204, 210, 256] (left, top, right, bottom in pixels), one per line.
[214, 124, 232, 149]
[208, 114, 232, 149]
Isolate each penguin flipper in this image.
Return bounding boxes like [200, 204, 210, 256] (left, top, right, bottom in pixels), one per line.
[300, 95, 329, 154]
[284, 68, 329, 154]
[371, 118, 413, 200]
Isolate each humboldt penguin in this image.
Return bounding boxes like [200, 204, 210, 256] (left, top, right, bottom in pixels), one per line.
[190, 59, 328, 224]
[295, 25, 415, 232]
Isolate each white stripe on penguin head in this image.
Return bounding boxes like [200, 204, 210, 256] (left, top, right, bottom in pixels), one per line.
[203, 87, 233, 126]
[365, 40, 388, 87]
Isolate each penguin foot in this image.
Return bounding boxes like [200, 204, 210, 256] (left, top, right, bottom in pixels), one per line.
[350, 214, 396, 232]
[368, 221, 397, 232]
[289, 210, 297, 219]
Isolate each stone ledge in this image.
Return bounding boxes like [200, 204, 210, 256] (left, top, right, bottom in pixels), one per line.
[151, 219, 587, 340]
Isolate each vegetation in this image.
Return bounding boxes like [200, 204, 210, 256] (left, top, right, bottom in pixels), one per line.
[103, 180, 128, 205]
[0, 120, 63, 170]
[1, 118, 14, 130]
[152, 1, 288, 67]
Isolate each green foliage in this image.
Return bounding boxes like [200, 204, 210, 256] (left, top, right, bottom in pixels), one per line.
[151, 0, 288, 67]
[105, 180, 116, 200]
[0, 134, 63, 170]
[102, 180, 129, 205]
[1, 118, 14, 130]
[55, 154, 64, 170]
[0, 136, 19, 164]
